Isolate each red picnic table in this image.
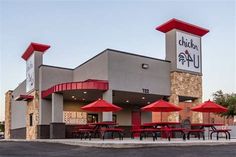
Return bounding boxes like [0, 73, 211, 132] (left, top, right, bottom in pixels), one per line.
[142, 122, 181, 128]
[88, 122, 124, 140]
[191, 123, 231, 140]
[131, 122, 185, 141]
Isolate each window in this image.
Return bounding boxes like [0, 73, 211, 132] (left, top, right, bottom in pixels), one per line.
[87, 114, 98, 123]
[112, 114, 117, 123]
[29, 113, 33, 126]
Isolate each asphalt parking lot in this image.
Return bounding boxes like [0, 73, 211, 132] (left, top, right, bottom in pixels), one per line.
[0, 141, 236, 157]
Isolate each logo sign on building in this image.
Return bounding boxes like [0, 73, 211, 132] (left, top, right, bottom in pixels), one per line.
[176, 31, 201, 73]
[26, 54, 35, 92]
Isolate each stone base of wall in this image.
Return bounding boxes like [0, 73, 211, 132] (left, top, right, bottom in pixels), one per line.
[170, 72, 202, 98]
[168, 71, 202, 123]
[5, 91, 12, 139]
[26, 91, 39, 140]
[37, 125, 50, 139]
[50, 123, 65, 139]
[10, 128, 26, 139]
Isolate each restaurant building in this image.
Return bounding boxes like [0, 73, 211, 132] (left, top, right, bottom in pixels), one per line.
[5, 19, 210, 139]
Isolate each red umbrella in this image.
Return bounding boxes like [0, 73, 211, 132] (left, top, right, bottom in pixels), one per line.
[191, 100, 228, 123]
[141, 99, 182, 122]
[81, 99, 122, 112]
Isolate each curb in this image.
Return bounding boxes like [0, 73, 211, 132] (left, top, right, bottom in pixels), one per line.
[2, 139, 236, 148]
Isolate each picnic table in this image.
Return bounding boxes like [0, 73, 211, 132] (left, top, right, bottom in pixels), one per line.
[89, 121, 124, 140]
[191, 123, 231, 140]
[132, 122, 185, 141]
[142, 122, 181, 128]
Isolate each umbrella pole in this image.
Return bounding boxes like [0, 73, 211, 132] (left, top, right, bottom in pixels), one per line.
[208, 112, 210, 123]
[208, 112, 210, 139]
[161, 112, 162, 122]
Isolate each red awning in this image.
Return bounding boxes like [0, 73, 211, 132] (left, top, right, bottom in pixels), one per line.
[81, 99, 122, 112]
[41, 80, 108, 98]
[15, 95, 34, 101]
[191, 100, 228, 113]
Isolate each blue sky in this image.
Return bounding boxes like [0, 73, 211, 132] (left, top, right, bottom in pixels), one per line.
[0, 0, 235, 121]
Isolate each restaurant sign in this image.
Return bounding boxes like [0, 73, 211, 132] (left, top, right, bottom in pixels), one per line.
[176, 31, 201, 73]
[26, 54, 35, 92]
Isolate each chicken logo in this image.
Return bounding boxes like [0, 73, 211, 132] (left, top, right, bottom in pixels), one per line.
[178, 50, 192, 66]
[178, 50, 199, 69]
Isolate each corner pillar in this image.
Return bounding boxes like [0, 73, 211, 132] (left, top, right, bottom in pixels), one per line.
[50, 93, 65, 139]
[168, 94, 180, 122]
[191, 98, 203, 123]
[102, 90, 113, 121]
[5, 91, 13, 139]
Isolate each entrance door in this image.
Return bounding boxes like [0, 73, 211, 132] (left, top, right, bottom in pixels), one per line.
[132, 110, 141, 137]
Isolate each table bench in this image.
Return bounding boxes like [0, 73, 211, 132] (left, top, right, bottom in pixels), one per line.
[76, 128, 95, 140]
[186, 129, 205, 140]
[100, 128, 124, 140]
[131, 128, 161, 141]
[210, 129, 231, 140]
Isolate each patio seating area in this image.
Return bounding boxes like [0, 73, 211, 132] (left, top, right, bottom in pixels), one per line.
[66, 99, 232, 142]
[69, 121, 231, 142]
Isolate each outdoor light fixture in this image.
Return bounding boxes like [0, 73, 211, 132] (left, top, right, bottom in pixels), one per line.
[72, 96, 75, 98]
[147, 102, 150, 104]
[142, 97, 145, 100]
[141, 63, 149, 69]
[126, 100, 129, 103]
[83, 91, 87, 94]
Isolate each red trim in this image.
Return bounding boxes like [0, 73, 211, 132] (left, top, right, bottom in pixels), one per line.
[22, 42, 50, 60]
[15, 95, 34, 101]
[41, 80, 109, 98]
[156, 18, 209, 36]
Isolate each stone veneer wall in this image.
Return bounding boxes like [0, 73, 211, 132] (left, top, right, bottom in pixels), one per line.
[26, 91, 39, 140]
[168, 71, 203, 123]
[5, 90, 13, 139]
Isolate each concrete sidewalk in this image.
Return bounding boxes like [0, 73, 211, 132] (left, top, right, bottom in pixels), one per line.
[2, 138, 236, 148]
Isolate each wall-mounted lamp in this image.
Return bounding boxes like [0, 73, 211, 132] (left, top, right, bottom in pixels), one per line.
[142, 63, 149, 69]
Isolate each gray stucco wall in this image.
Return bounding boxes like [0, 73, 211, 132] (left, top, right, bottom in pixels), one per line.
[37, 49, 171, 125]
[39, 66, 73, 124]
[73, 51, 108, 82]
[11, 80, 27, 129]
[39, 66, 73, 91]
[107, 50, 171, 95]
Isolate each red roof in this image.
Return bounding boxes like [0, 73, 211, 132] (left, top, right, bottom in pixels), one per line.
[156, 18, 209, 37]
[21, 42, 50, 60]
